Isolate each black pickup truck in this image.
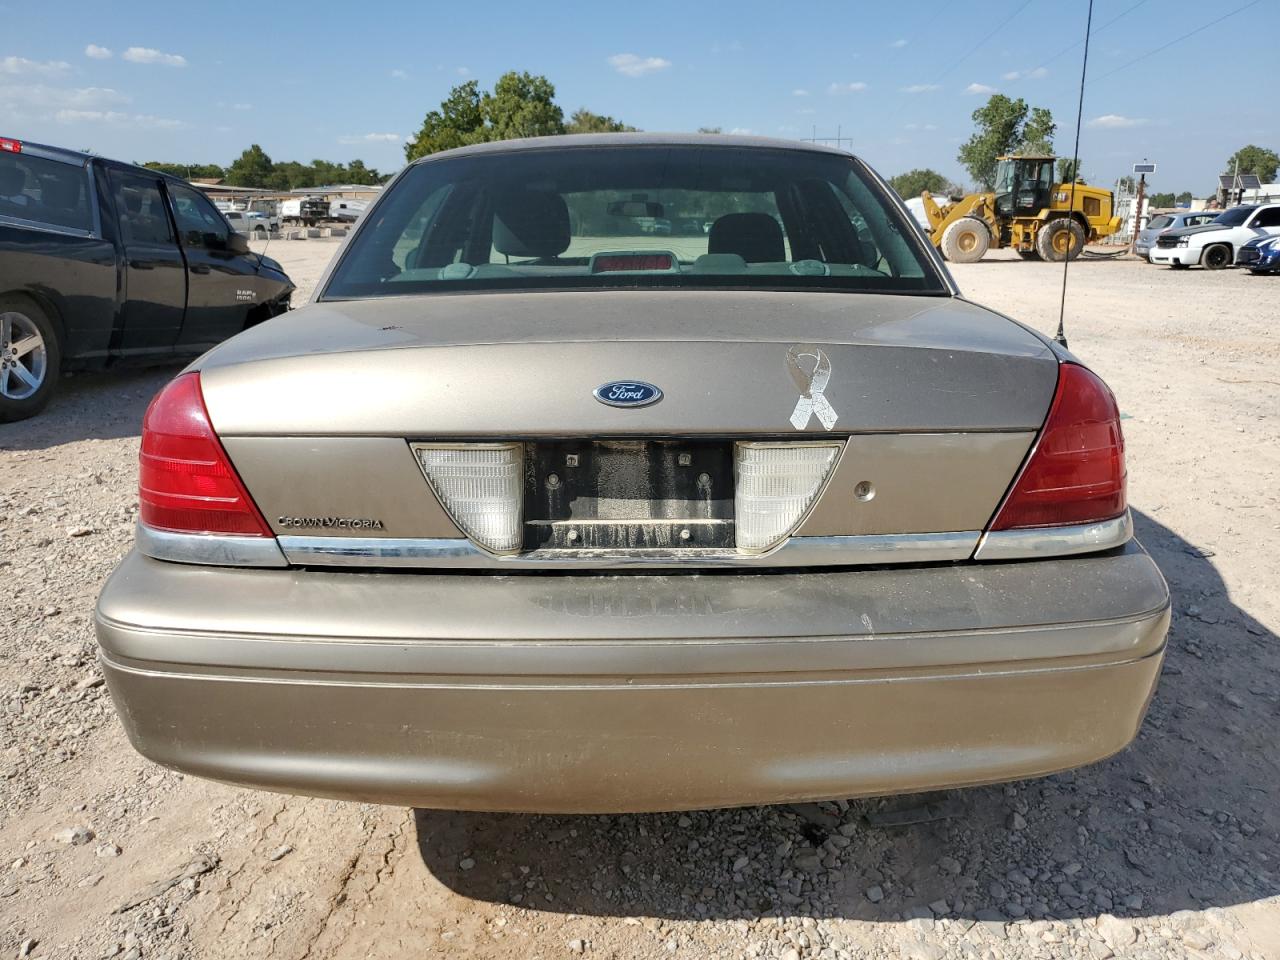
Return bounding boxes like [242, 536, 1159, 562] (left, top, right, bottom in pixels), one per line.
[0, 137, 293, 421]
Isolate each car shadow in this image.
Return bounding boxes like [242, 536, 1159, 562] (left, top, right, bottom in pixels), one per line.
[413, 509, 1278, 924]
[0, 365, 180, 451]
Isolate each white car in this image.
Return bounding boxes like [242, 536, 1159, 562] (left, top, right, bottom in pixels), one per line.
[223, 209, 280, 237]
[1149, 203, 1280, 269]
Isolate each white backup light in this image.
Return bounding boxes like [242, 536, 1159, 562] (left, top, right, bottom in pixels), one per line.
[413, 443, 524, 553]
[734, 442, 842, 552]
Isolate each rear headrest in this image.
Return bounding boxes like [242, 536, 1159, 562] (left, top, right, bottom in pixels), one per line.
[492, 190, 570, 258]
[708, 213, 784, 263]
[40, 175, 80, 211]
[0, 164, 26, 194]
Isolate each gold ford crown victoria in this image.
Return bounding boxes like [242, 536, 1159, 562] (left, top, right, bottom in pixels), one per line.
[96, 135, 1169, 813]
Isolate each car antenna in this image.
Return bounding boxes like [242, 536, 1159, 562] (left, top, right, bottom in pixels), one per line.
[1055, 0, 1095, 350]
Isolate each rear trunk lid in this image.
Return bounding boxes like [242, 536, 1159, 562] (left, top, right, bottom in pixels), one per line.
[199, 291, 1054, 435]
[199, 291, 1057, 564]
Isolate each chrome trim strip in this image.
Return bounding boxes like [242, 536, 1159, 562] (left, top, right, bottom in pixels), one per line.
[277, 531, 981, 570]
[0, 214, 97, 240]
[972, 511, 1132, 562]
[136, 523, 288, 568]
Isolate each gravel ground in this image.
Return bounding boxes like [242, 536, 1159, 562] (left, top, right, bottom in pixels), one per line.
[1, 239, 1278, 960]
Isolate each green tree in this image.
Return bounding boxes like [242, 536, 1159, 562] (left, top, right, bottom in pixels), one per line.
[957, 95, 1056, 189]
[141, 154, 384, 191]
[1226, 144, 1279, 183]
[405, 73, 575, 160]
[1056, 158, 1082, 182]
[888, 168, 958, 199]
[566, 109, 637, 134]
[481, 71, 564, 141]
[1020, 107, 1056, 154]
[225, 144, 275, 188]
[345, 159, 380, 185]
[404, 80, 486, 160]
[142, 161, 226, 180]
[1176, 190, 1193, 205]
[1149, 192, 1175, 208]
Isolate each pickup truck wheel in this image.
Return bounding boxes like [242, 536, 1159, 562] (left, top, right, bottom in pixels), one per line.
[1201, 243, 1232, 270]
[0, 298, 61, 423]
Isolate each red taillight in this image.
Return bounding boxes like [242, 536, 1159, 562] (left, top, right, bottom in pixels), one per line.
[989, 363, 1126, 530]
[0, 137, 21, 154]
[139, 372, 272, 536]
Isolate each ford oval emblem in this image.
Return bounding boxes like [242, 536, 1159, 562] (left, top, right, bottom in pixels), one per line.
[593, 380, 663, 408]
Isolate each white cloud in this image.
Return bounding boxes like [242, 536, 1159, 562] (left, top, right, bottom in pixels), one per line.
[0, 83, 129, 111]
[792, 88, 810, 97]
[797, 107, 816, 115]
[390, 68, 408, 80]
[728, 127, 755, 135]
[456, 66, 470, 76]
[964, 82, 997, 95]
[827, 81, 868, 94]
[1003, 66, 1048, 81]
[122, 46, 187, 67]
[55, 109, 184, 129]
[232, 103, 252, 111]
[900, 83, 940, 93]
[85, 44, 113, 60]
[609, 53, 672, 77]
[890, 39, 908, 48]
[1088, 114, 1148, 128]
[905, 122, 939, 131]
[338, 132, 401, 144]
[1, 56, 71, 75]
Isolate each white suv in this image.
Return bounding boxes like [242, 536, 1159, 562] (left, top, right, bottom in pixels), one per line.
[1150, 203, 1280, 269]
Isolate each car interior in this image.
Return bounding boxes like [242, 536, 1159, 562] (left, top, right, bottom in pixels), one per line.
[324, 147, 940, 297]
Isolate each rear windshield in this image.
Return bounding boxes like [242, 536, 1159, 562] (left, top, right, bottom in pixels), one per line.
[1147, 215, 1173, 230]
[322, 145, 946, 299]
[0, 151, 94, 233]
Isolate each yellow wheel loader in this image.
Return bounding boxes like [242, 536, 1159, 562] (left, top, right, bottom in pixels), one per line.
[921, 155, 1122, 263]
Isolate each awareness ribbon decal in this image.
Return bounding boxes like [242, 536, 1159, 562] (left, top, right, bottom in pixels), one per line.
[787, 343, 839, 430]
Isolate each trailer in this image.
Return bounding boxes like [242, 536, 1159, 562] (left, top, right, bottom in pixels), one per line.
[280, 197, 329, 227]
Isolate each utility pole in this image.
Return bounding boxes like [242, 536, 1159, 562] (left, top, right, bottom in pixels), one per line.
[1128, 160, 1155, 255]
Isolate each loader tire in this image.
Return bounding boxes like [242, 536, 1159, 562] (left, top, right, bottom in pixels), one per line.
[1037, 218, 1086, 261]
[940, 217, 991, 263]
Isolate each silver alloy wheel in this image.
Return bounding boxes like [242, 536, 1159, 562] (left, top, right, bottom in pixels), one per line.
[0, 311, 48, 401]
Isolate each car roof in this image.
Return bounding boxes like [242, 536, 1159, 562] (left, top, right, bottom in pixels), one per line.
[409, 132, 854, 165]
[4, 137, 187, 183]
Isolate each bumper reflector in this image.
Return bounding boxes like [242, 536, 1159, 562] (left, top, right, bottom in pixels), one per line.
[734, 441, 841, 552]
[412, 443, 524, 553]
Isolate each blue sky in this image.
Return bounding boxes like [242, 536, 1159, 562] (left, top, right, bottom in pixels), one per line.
[1, 0, 1275, 191]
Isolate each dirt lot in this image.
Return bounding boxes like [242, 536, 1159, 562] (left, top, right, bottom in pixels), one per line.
[2, 239, 1278, 960]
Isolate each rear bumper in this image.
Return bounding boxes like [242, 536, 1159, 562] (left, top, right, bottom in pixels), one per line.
[96, 544, 1169, 812]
